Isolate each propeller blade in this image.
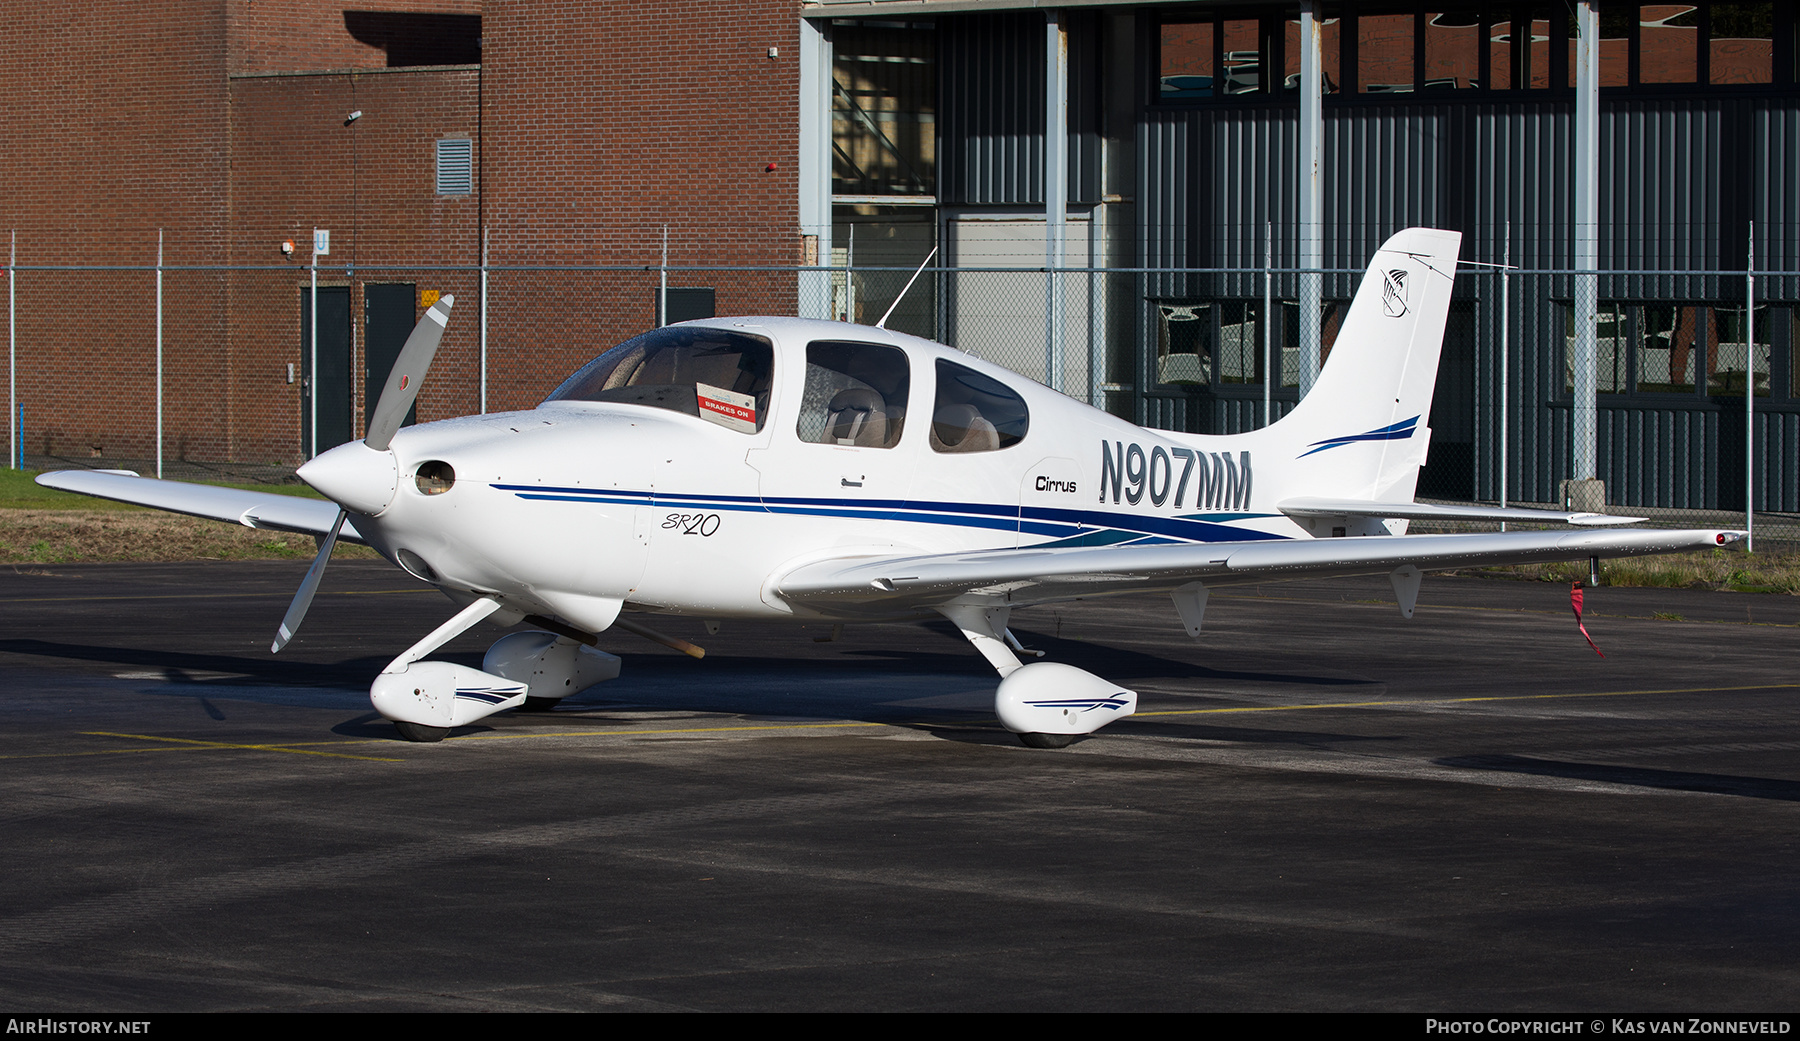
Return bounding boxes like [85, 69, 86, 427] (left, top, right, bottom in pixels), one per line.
[272, 508, 348, 653]
[365, 294, 455, 452]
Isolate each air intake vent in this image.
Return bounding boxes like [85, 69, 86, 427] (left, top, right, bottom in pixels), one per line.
[436, 138, 473, 195]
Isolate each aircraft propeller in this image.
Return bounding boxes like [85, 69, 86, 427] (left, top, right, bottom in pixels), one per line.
[271, 294, 455, 652]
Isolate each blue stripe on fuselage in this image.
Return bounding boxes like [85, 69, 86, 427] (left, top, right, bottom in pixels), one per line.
[490, 483, 1287, 545]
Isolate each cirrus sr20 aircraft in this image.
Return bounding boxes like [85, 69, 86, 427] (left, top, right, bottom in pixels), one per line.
[41, 228, 1743, 747]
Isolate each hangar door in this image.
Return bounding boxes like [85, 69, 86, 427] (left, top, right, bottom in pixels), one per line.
[300, 287, 352, 456]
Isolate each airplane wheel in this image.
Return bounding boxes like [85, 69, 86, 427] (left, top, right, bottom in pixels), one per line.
[1017, 732, 1075, 749]
[516, 696, 562, 713]
[394, 721, 450, 743]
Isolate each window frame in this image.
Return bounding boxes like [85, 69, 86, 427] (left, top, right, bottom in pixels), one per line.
[1561, 300, 1794, 406]
[1154, 3, 1797, 106]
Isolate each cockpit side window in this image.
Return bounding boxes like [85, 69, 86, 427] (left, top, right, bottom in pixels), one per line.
[797, 340, 910, 449]
[931, 359, 1028, 453]
[544, 327, 774, 433]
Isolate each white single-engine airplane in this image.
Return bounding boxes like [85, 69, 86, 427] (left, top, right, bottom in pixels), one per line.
[42, 228, 1743, 746]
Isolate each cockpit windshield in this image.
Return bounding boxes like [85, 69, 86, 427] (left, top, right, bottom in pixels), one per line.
[543, 326, 775, 433]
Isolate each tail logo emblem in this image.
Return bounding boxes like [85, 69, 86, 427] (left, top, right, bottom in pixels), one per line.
[1382, 268, 1410, 317]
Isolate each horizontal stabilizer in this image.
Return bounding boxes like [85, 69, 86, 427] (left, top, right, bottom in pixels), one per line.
[1278, 497, 1646, 527]
[35, 470, 366, 543]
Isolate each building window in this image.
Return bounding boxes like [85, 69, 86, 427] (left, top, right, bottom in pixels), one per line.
[1710, 305, 1773, 395]
[1158, 14, 1280, 100]
[1611, 2, 1776, 89]
[1154, 301, 1265, 387]
[1217, 301, 1265, 383]
[1160, 20, 1217, 99]
[1710, 2, 1774, 85]
[1493, 5, 1561, 90]
[1279, 301, 1349, 387]
[831, 21, 935, 198]
[1566, 302, 1783, 400]
[435, 138, 472, 195]
[1161, 2, 1790, 101]
[1641, 4, 1701, 83]
[1156, 303, 1211, 384]
[1222, 18, 1268, 94]
[1424, 10, 1482, 89]
[1358, 10, 1417, 92]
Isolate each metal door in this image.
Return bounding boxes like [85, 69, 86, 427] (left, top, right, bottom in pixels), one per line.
[363, 283, 419, 435]
[301, 286, 353, 456]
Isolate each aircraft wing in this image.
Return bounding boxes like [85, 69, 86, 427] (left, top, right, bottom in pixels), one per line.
[1277, 496, 1645, 527]
[34, 470, 367, 544]
[775, 527, 1741, 614]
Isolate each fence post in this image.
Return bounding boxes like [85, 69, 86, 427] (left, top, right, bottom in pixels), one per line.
[1044, 11, 1066, 394]
[309, 238, 318, 460]
[1746, 221, 1755, 553]
[1570, 1, 1600, 504]
[1500, 229, 1510, 515]
[156, 229, 164, 479]
[1296, 1, 1323, 400]
[480, 227, 489, 415]
[1262, 222, 1273, 426]
[7, 230, 13, 470]
[1088, 210, 1102, 408]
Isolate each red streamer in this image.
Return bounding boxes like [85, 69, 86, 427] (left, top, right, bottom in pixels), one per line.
[1570, 582, 1604, 658]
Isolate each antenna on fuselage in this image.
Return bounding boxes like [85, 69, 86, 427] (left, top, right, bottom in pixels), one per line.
[875, 247, 938, 330]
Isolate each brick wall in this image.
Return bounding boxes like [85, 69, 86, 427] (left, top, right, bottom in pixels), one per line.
[229, 67, 480, 459]
[0, 0, 231, 463]
[226, 0, 481, 76]
[479, 0, 803, 410]
[0, 0, 811, 463]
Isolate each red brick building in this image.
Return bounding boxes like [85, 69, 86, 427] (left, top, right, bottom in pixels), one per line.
[10, 1, 1800, 520]
[0, 0, 802, 467]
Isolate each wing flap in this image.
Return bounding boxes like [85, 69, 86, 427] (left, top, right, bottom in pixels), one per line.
[1278, 496, 1645, 527]
[35, 470, 366, 543]
[777, 528, 1742, 611]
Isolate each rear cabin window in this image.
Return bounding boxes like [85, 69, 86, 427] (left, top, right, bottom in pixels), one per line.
[797, 340, 910, 448]
[931, 359, 1028, 453]
[544, 326, 774, 433]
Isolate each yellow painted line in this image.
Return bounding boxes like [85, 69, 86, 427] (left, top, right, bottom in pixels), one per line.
[448, 720, 895, 742]
[1132, 681, 1800, 719]
[78, 731, 404, 762]
[0, 746, 232, 761]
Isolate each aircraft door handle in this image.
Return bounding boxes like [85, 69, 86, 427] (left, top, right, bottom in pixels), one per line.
[841, 477, 864, 488]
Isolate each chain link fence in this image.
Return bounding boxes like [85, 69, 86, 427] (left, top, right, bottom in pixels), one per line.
[4, 245, 1794, 547]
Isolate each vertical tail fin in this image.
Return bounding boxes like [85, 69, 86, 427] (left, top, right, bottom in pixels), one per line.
[1274, 227, 1462, 502]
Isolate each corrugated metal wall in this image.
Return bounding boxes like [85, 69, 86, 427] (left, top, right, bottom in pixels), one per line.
[1131, 88, 1800, 511]
[939, 12, 1044, 206]
[937, 12, 1099, 207]
[925, 9, 1800, 512]
[1756, 102, 1800, 301]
